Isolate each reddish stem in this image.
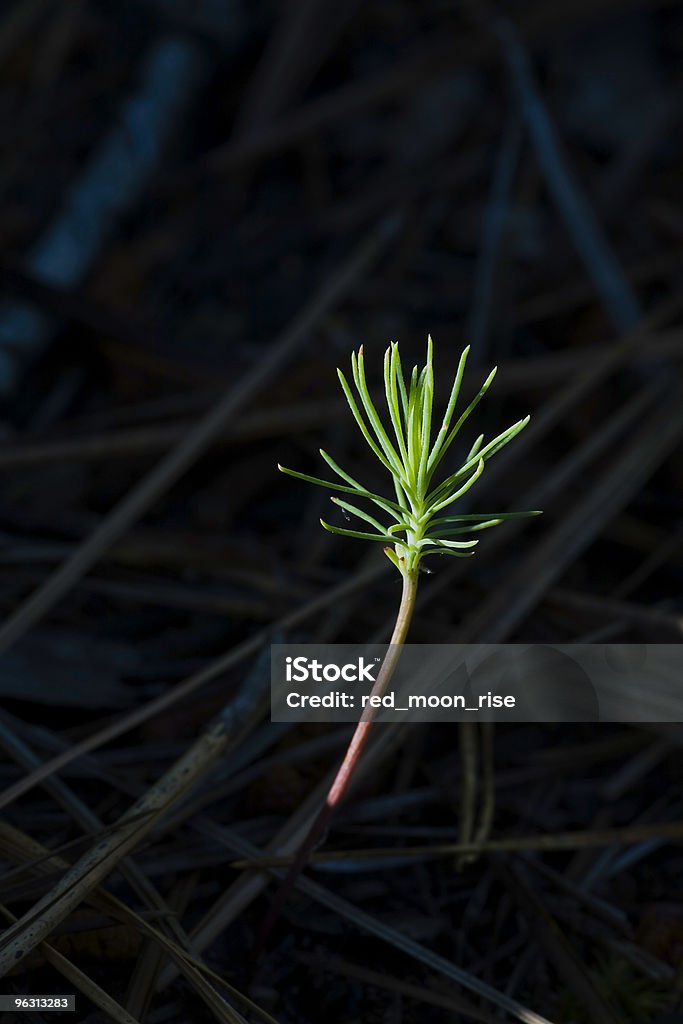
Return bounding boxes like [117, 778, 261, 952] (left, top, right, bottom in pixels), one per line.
[255, 570, 418, 955]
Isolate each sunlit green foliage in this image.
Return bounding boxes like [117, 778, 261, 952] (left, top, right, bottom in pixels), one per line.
[279, 338, 540, 575]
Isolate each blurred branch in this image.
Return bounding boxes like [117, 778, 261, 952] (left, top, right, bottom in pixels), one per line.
[0, 35, 207, 395]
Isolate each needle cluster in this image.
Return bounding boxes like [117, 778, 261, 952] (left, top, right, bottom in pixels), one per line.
[279, 338, 540, 576]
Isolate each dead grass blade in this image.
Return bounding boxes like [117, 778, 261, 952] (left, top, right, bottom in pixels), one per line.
[0, 660, 273, 1019]
[211, 825, 557, 1024]
[0, 399, 343, 469]
[229, 819, 683, 868]
[492, 859, 624, 1024]
[157, 722, 411, 990]
[0, 821, 269, 1023]
[0, 903, 142, 1024]
[493, 9, 641, 332]
[467, 115, 522, 354]
[304, 951, 506, 1024]
[0, 711, 214, 1016]
[0, 725, 227, 974]
[455, 385, 683, 642]
[0, 558, 384, 812]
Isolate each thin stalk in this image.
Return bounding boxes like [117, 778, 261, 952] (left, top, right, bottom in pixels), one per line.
[256, 569, 419, 952]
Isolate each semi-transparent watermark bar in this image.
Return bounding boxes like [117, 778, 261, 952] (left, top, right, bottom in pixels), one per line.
[271, 644, 682, 723]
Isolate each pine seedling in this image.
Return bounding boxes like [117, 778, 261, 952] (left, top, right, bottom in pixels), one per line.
[280, 337, 537, 576]
[261, 337, 540, 948]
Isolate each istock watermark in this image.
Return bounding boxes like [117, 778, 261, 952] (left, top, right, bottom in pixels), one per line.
[285, 655, 379, 683]
[271, 643, 683, 723]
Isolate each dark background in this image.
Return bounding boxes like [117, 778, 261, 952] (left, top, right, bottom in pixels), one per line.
[0, 1, 682, 1021]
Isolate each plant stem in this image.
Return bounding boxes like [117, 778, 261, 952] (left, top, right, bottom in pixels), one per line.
[256, 569, 419, 953]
